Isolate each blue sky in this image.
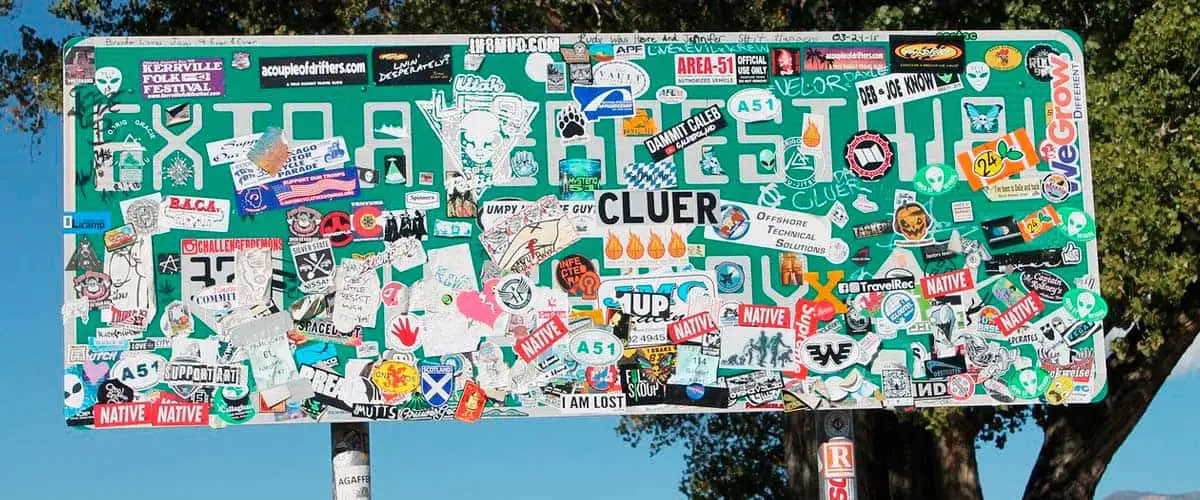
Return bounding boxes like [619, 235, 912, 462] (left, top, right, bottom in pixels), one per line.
[4, 3, 1199, 498]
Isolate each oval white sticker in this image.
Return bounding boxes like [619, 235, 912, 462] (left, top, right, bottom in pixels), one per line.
[593, 60, 650, 98]
[655, 85, 687, 104]
[112, 353, 168, 391]
[726, 88, 781, 123]
[567, 329, 623, 366]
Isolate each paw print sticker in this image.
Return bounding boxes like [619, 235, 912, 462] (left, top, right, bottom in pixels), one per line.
[557, 105, 587, 141]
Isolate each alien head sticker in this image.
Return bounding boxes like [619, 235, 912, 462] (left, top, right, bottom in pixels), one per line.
[913, 163, 959, 196]
[94, 66, 123, 96]
[1006, 366, 1051, 400]
[964, 62, 990, 92]
[1062, 289, 1108, 323]
[1056, 207, 1096, 242]
[415, 74, 540, 199]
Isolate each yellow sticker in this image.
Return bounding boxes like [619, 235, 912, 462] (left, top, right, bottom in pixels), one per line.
[985, 45, 1022, 71]
[370, 360, 419, 395]
[1045, 376, 1075, 405]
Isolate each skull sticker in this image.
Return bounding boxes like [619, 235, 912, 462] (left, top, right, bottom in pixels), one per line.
[965, 62, 991, 92]
[94, 66, 123, 96]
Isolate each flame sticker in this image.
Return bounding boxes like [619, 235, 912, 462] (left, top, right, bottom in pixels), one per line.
[668, 230, 687, 258]
[626, 231, 645, 260]
[647, 231, 666, 259]
[605, 231, 623, 260]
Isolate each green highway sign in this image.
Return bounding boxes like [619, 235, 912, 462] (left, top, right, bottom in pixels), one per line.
[61, 31, 1105, 429]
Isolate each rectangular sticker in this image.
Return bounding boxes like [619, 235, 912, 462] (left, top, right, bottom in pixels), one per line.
[141, 58, 225, 99]
[705, 201, 831, 257]
[675, 54, 736, 85]
[235, 167, 361, 216]
[229, 136, 350, 191]
[598, 271, 718, 338]
[856, 72, 963, 112]
[259, 55, 368, 88]
[643, 105, 727, 161]
[160, 195, 230, 232]
[596, 190, 720, 226]
[478, 195, 580, 273]
[63, 211, 112, 234]
[373, 46, 453, 85]
[735, 53, 770, 84]
[888, 35, 966, 73]
[802, 46, 887, 72]
[205, 133, 263, 166]
[601, 224, 692, 269]
[558, 393, 626, 414]
[572, 85, 634, 121]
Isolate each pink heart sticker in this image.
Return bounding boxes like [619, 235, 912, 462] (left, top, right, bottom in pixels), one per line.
[83, 359, 109, 383]
[456, 279, 503, 327]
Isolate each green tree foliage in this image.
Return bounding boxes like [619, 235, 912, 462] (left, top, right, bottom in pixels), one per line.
[5, 1, 1199, 498]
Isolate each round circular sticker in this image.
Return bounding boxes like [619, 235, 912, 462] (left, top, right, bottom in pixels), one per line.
[287, 206, 322, 238]
[1007, 367, 1051, 400]
[1041, 173, 1072, 203]
[495, 274, 534, 314]
[948, 373, 975, 401]
[555, 254, 598, 295]
[1045, 376, 1075, 405]
[1025, 44, 1060, 82]
[380, 281, 408, 308]
[713, 204, 751, 240]
[319, 211, 353, 247]
[385, 314, 424, 353]
[825, 238, 849, 265]
[714, 261, 745, 293]
[985, 45, 1022, 71]
[914, 163, 958, 196]
[126, 197, 161, 234]
[844, 130, 893, 180]
[882, 292, 917, 328]
[213, 385, 256, 424]
[593, 60, 650, 98]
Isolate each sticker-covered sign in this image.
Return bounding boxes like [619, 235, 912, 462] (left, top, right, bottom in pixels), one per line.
[63, 31, 1104, 431]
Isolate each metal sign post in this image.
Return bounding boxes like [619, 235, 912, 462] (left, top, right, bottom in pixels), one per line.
[818, 410, 857, 500]
[332, 422, 371, 500]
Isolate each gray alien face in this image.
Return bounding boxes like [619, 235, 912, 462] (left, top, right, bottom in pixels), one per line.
[95, 66, 123, 96]
[460, 110, 501, 165]
[758, 149, 776, 172]
[965, 62, 990, 92]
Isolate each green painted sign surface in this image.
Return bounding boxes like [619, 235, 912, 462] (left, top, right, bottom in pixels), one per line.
[62, 31, 1105, 429]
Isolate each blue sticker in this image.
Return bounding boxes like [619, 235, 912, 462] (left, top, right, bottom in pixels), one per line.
[63, 211, 112, 234]
[571, 85, 634, 121]
[715, 261, 745, 293]
[236, 166, 360, 216]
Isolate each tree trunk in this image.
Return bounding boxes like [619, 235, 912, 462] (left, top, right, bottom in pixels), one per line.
[1023, 303, 1200, 499]
[783, 411, 820, 498]
[933, 414, 985, 500]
